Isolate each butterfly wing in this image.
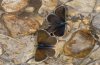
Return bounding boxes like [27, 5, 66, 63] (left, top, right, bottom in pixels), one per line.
[35, 49, 47, 61]
[43, 37, 56, 57]
[45, 37, 57, 45]
[47, 14, 62, 25]
[46, 14, 63, 33]
[45, 48, 55, 57]
[54, 6, 67, 36]
[37, 30, 49, 43]
[54, 24, 65, 36]
[36, 34, 56, 61]
[55, 6, 66, 22]
[36, 30, 57, 61]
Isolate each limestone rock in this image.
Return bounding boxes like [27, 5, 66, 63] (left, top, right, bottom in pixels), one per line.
[65, 0, 96, 16]
[63, 29, 96, 58]
[27, 0, 42, 14]
[0, 34, 26, 64]
[38, 0, 58, 16]
[94, 0, 100, 13]
[3, 14, 41, 37]
[0, 20, 9, 36]
[54, 40, 66, 57]
[1, 0, 28, 12]
[14, 35, 36, 64]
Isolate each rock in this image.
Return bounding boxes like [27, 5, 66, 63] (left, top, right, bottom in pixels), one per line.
[63, 29, 96, 58]
[65, 0, 96, 16]
[94, 0, 100, 13]
[3, 14, 41, 37]
[25, 7, 35, 13]
[54, 40, 66, 57]
[0, 59, 15, 65]
[38, 0, 58, 16]
[27, 0, 42, 14]
[14, 35, 36, 64]
[59, 0, 72, 4]
[40, 55, 73, 65]
[0, 0, 100, 65]
[0, 34, 26, 64]
[0, 44, 4, 55]
[0, 10, 4, 18]
[18, 63, 30, 65]
[0, 20, 9, 36]
[91, 13, 100, 34]
[87, 60, 100, 65]
[0, 34, 36, 64]
[0, 59, 4, 65]
[1, 0, 28, 12]
[90, 13, 100, 41]
[89, 45, 100, 60]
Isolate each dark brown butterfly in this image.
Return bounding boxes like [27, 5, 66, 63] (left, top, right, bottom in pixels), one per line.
[46, 5, 67, 36]
[35, 30, 57, 61]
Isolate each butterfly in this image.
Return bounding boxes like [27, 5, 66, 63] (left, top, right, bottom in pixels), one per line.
[35, 30, 57, 61]
[45, 5, 67, 36]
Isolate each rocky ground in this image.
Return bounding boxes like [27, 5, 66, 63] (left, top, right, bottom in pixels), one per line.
[0, 0, 100, 65]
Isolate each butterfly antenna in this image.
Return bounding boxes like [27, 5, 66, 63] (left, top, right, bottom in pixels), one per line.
[25, 56, 35, 63]
[55, 0, 68, 10]
[58, 0, 73, 6]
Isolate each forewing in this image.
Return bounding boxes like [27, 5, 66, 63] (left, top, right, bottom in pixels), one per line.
[47, 14, 62, 24]
[46, 14, 62, 32]
[45, 37, 57, 45]
[37, 30, 49, 43]
[55, 6, 66, 22]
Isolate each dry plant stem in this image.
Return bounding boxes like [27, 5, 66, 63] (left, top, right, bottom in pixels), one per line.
[25, 56, 34, 63]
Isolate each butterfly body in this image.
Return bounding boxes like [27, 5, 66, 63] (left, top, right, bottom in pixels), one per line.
[34, 30, 57, 62]
[54, 22, 66, 29]
[37, 43, 54, 49]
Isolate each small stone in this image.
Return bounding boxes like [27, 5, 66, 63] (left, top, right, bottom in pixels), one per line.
[0, 44, 4, 55]
[64, 29, 96, 58]
[25, 7, 35, 13]
[65, 0, 96, 16]
[54, 40, 66, 57]
[1, 0, 28, 12]
[0, 21, 9, 36]
[0, 59, 15, 65]
[89, 45, 100, 60]
[27, 0, 42, 14]
[59, 0, 72, 4]
[87, 60, 100, 65]
[38, 0, 58, 16]
[95, 6, 100, 13]
[15, 35, 36, 64]
[0, 34, 26, 64]
[0, 34, 36, 64]
[91, 13, 100, 35]
[3, 14, 40, 37]
[0, 59, 3, 65]
[94, 0, 100, 13]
